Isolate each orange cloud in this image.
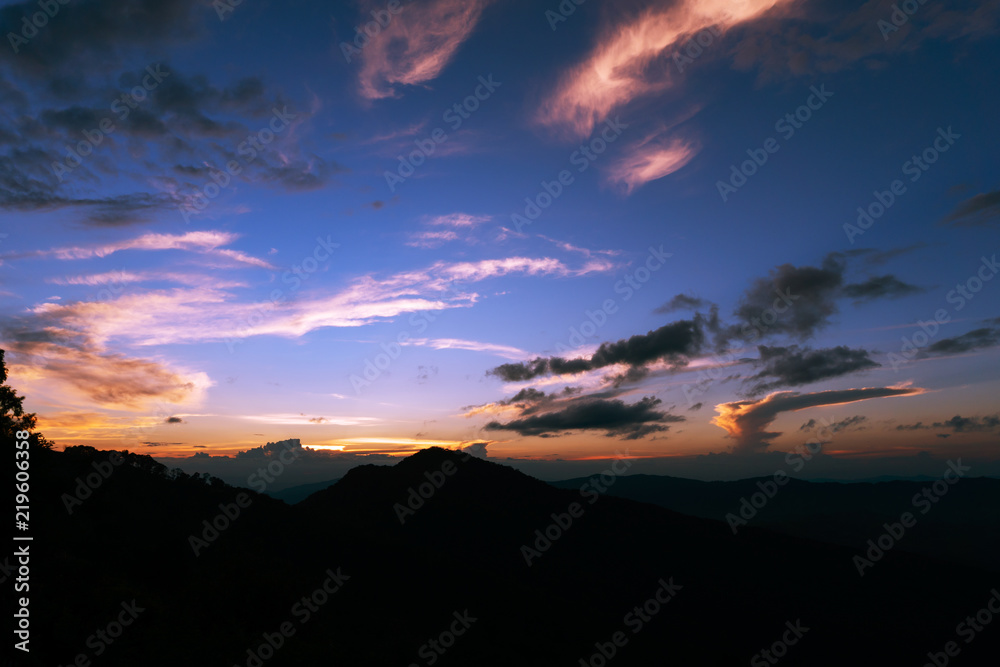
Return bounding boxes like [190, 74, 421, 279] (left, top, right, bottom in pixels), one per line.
[712, 386, 922, 453]
[537, 0, 794, 138]
[356, 0, 492, 99]
[5, 339, 210, 410]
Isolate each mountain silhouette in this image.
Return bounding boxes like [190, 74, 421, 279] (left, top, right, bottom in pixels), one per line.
[22, 446, 1000, 666]
[550, 472, 1000, 571]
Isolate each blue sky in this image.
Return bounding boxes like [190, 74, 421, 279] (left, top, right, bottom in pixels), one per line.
[1, 0, 998, 479]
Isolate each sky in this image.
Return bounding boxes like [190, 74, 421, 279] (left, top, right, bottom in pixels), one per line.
[1, 0, 998, 483]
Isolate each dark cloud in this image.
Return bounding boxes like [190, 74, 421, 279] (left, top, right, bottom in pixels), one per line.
[0, 0, 204, 77]
[655, 294, 709, 314]
[689, 402, 703, 412]
[932, 415, 1000, 433]
[842, 275, 924, 303]
[165, 416, 184, 424]
[714, 387, 920, 453]
[485, 396, 683, 440]
[730, 255, 844, 341]
[944, 188, 1000, 226]
[800, 415, 867, 433]
[746, 345, 880, 394]
[896, 422, 930, 431]
[488, 319, 705, 382]
[922, 327, 1000, 356]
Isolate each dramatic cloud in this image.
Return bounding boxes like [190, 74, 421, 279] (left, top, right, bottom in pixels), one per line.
[944, 188, 1000, 226]
[355, 0, 492, 99]
[713, 386, 920, 453]
[932, 415, 1000, 433]
[606, 133, 698, 193]
[2, 335, 209, 409]
[922, 327, 1000, 356]
[746, 345, 880, 394]
[488, 318, 706, 382]
[842, 275, 924, 303]
[485, 395, 682, 440]
[537, 0, 793, 137]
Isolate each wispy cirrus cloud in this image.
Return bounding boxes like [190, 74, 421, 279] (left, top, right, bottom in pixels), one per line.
[356, 0, 492, 100]
[537, 0, 793, 138]
[5, 230, 274, 269]
[402, 337, 529, 360]
[14, 255, 611, 347]
[607, 132, 699, 193]
[426, 213, 491, 227]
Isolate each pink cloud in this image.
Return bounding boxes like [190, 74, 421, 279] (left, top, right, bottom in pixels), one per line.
[45, 231, 275, 269]
[607, 133, 699, 193]
[537, 0, 794, 138]
[356, 0, 492, 100]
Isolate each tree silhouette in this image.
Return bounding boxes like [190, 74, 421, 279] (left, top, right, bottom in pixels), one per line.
[1, 348, 53, 448]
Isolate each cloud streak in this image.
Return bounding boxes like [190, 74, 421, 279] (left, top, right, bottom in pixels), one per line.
[713, 386, 921, 453]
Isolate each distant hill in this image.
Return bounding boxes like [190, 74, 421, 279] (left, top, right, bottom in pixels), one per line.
[550, 472, 1000, 571]
[25, 446, 1000, 666]
[266, 478, 340, 504]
